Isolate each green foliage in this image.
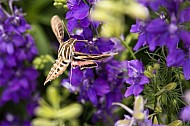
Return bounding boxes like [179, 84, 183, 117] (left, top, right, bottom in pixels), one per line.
[91, 0, 148, 37]
[33, 55, 54, 70]
[32, 86, 83, 126]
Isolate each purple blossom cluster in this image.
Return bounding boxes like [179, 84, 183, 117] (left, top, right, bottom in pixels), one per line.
[62, 0, 151, 123]
[0, 0, 38, 124]
[124, 60, 149, 97]
[62, 59, 126, 121]
[66, 0, 98, 33]
[131, 0, 190, 80]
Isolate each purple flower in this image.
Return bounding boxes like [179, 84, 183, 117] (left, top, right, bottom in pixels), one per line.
[62, 59, 126, 123]
[0, 0, 39, 124]
[66, 0, 98, 33]
[74, 32, 115, 54]
[180, 106, 190, 121]
[132, 1, 190, 80]
[124, 60, 149, 97]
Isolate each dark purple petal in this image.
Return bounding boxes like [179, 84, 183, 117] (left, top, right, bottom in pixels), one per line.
[180, 30, 190, 46]
[165, 34, 179, 51]
[87, 88, 98, 105]
[179, 7, 190, 23]
[67, 18, 78, 33]
[6, 55, 16, 67]
[83, 27, 93, 40]
[93, 78, 110, 96]
[12, 35, 25, 47]
[95, 38, 115, 53]
[124, 84, 135, 97]
[183, 58, 190, 80]
[146, 19, 167, 33]
[6, 43, 14, 54]
[66, 11, 73, 19]
[133, 84, 144, 96]
[0, 42, 7, 53]
[133, 33, 146, 51]
[166, 49, 185, 67]
[139, 75, 149, 85]
[106, 89, 122, 108]
[72, 2, 89, 19]
[80, 17, 90, 27]
[70, 68, 83, 86]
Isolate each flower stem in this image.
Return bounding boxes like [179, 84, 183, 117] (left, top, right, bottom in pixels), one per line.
[117, 36, 137, 59]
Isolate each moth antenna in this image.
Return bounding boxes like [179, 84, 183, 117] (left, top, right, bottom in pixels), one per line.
[62, 20, 71, 38]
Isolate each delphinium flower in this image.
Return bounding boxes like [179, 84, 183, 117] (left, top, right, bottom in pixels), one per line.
[131, 1, 190, 80]
[0, 0, 39, 124]
[124, 60, 149, 97]
[62, 59, 127, 124]
[66, 0, 98, 33]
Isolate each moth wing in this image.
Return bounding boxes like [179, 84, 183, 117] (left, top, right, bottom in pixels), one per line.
[72, 60, 98, 70]
[73, 51, 118, 61]
[44, 57, 70, 85]
[51, 15, 64, 44]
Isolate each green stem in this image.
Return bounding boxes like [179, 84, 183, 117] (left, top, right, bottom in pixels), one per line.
[152, 74, 158, 124]
[117, 36, 137, 60]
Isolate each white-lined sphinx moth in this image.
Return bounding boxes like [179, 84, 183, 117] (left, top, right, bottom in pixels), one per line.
[44, 15, 117, 85]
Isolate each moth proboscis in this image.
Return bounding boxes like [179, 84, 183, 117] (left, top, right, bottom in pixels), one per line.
[44, 15, 118, 85]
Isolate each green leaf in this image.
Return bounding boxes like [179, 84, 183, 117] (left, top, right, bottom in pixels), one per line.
[56, 103, 83, 120]
[168, 120, 182, 126]
[32, 118, 57, 126]
[35, 105, 55, 118]
[47, 86, 61, 109]
[31, 24, 52, 55]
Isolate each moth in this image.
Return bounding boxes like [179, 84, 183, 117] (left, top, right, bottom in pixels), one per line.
[44, 15, 117, 85]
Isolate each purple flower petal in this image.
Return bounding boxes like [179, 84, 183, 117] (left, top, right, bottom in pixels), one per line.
[95, 38, 115, 53]
[183, 58, 190, 80]
[165, 34, 179, 51]
[93, 78, 110, 96]
[80, 17, 90, 27]
[180, 106, 190, 121]
[146, 19, 167, 33]
[133, 33, 146, 51]
[87, 88, 98, 105]
[180, 30, 190, 45]
[66, 11, 73, 19]
[124, 84, 135, 97]
[67, 18, 78, 33]
[6, 43, 14, 54]
[12, 35, 25, 47]
[72, 2, 89, 19]
[179, 7, 190, 23]
[70, 68, 83, 86]
[133, 84, 144, 96]
[166, 49, 185, 67]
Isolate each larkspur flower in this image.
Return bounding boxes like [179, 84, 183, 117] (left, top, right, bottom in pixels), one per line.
[73, 29, 115, 54]
[131, 1, 190, 80]
[0, 0, 39, 125]
[62, 59, 126, 124]
[66, 0, 98, 33]
[124, 60, 149, 97]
